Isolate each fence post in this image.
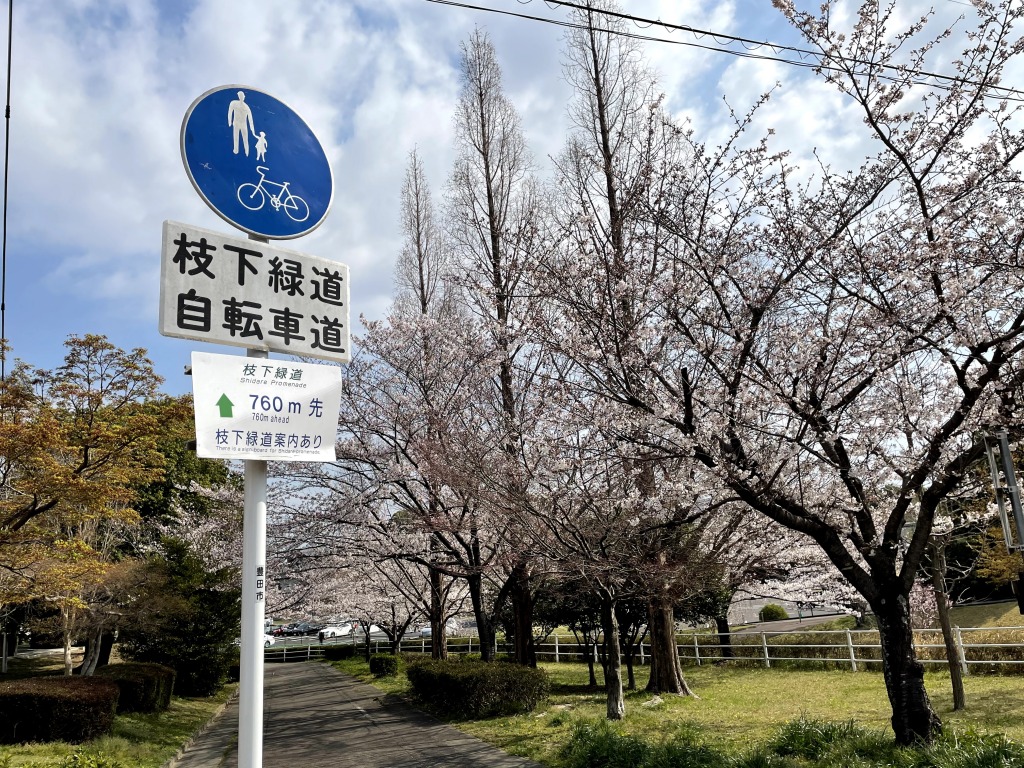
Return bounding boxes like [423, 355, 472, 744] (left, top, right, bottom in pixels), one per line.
[468, 635, 473, 654]
[693, 635, 701, 666]
[555, 635, 560, 663]
[422, 637, 426, 654]
[761, 633, 771, 668]
[640, 641, 645, 666]
[954, 626, 970, 677]
[846, 629, 858, 672]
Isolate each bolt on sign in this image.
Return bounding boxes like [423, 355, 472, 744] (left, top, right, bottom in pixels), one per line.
[159, 220, 350, 363]
[190, 351, 342, 461]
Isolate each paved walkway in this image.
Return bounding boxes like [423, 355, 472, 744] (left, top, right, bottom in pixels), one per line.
[169, 661, 542, 767]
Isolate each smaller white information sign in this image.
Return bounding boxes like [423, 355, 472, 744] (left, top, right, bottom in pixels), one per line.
[191, 351, 341, 461]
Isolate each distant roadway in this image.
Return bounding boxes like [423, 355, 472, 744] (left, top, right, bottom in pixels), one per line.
[732, 613, 846, 635]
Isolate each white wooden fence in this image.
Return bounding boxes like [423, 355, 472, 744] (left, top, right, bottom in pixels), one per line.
[272, 625, 1024, 674]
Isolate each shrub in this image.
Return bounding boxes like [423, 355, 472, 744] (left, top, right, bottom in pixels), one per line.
[406, 659, 548, 718]
[323, 644, 357, 661]
[925, 729, 1024, 768]
[95, 662, 176, 713]
[57, 752, 128, 768]
[561, 719, 730, 768]
[369, 654, 399, 677]
[758, 604, 789, 622]
[768, 718, 866, 760]
[0, 677, 119, 744]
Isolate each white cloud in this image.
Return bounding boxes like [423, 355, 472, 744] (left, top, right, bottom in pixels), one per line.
[6, 0, 1020, 387]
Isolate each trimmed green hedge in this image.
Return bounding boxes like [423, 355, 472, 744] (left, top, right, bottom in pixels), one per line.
[369, 654, 399, 677]
[406, 658, 548, 719]
[95, 662, 176, 713]
[759, 604, 789, 622]
[0, 676, 119, 744]
[323, 644, 357, 661]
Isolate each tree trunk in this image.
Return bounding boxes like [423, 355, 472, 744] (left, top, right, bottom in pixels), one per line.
[76, 630, 115, 676]
[78, 628, 102, 676]
[510, 561, 536, 667]
[873, 593, 942, 744]
[930, 540, 965, 711]
[429, 558, 448, 660]
[585, 637, 598, 687]
[62, 605, 76, 677]
[599, 588, 625, 719]
[645, 596, 696, 696]
[468, 572, 495, 662]
[715, 615, 734, 662]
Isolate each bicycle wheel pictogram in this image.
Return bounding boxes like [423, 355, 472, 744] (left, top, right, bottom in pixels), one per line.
[237, 183, 266, 211]
[281, 194, 310, 222]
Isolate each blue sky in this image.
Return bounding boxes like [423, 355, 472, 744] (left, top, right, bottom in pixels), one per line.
[0, 0, 990, 394]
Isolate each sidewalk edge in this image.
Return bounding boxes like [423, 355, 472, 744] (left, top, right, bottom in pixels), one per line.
[162, 687, 239, 768]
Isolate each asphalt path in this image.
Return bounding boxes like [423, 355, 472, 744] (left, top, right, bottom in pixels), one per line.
[170, 661, 541, 768]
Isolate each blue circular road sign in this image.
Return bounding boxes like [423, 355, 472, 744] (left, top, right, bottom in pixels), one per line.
[181, 85, 333, 239]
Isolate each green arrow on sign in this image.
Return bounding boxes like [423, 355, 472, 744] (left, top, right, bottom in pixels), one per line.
[216, 394, 234, 418]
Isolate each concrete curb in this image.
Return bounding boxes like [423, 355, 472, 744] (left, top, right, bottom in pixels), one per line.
[162, 687, 239, 768]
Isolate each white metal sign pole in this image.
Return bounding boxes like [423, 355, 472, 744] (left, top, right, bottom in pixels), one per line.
[237, 194, 269, 768]
[239, 345, 268, 768]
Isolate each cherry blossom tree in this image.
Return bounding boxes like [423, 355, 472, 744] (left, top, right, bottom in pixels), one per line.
[539, 0, 1024, 744]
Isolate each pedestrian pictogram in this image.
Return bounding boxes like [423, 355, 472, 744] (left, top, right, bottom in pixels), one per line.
[181, 85, 333, 239]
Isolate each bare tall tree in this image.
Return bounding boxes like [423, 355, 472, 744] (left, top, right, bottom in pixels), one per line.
[446, 28, 543, 666]
[547, 0, 696, 699]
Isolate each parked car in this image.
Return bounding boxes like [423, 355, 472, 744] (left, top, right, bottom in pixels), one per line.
[236, 633, 277, 648]
[282, 622, 318, 637]
[352, 621, 382, 634]
[319, 621, 357, 638]
[419, 620, 459, 637]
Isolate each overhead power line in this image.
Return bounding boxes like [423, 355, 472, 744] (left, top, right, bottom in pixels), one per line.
[1, 0, 11, 382]
[425, 0, 1024, 103]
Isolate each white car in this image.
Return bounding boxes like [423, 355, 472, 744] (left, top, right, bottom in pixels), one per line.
[319, 622, 356, 638]
[419, 620, 460, 637]
[237, 633, 277, 648]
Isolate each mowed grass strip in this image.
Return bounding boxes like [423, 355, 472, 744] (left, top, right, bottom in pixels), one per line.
[332, 657, 1024, 766]
[950, 600, 1024, 629]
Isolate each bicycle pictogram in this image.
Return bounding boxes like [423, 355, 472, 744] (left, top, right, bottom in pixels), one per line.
[236, 166, 310, 223]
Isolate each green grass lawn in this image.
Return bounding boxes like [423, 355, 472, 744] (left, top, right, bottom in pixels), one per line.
[332, 656, 1024, 767]
[950, 600, 1023, 629]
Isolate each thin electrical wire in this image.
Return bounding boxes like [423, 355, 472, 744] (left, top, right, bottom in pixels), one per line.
[1, 0, 10, 383]
[425, 0, 1024, 103]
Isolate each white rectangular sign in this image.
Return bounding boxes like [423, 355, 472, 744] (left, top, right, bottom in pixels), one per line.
[160, 220, 350, 363]
[191, 351, 341, 461]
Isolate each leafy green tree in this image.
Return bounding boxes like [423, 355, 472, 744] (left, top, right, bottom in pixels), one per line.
[118, 538, 240, 696]
[132, 413, 236, 528]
